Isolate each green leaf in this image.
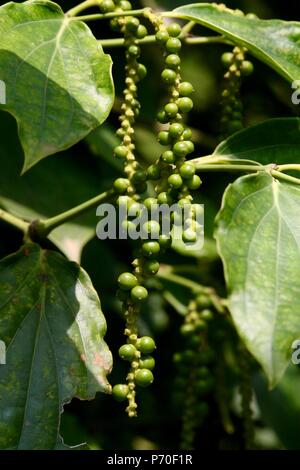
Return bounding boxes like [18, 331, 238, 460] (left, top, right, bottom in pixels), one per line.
[254, 366, 300, 449]
[0, 111, 118, 262]
[215, 172, 300, 386]
[0, 243, 112, 450]
[174, 3, 300, 82]
[212, 118, 300, 166]
[0, 0, 114, 171]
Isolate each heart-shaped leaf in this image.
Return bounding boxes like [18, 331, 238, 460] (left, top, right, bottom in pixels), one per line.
[212, 118, 300, 165]
[0, 0, 114, 171]
[215, 172, 300, 386]
[174, 3, 300, 82]
[0, 243, 112, 449]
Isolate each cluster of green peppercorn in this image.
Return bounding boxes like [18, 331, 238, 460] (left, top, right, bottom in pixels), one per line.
[173, 293, 216, 449]
[220, 46, 253, 137]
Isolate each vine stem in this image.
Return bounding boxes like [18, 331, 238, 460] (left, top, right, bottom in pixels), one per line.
[98, 35, 230, 48]
[66, 0, 98, 17]
[157, 266, 204, 292]
[32, 189, 115, 238]
[0, 209, 29, 233]
[70, 8, 150, 22]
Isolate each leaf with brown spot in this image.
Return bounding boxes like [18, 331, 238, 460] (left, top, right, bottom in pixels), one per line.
[0, 243, 112, 450]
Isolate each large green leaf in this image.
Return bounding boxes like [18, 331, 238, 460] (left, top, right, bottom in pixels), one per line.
[0, 0, 114, 171]
[215, 172, 300, 386]
[0, 243, 112, 449]
[174, 3, 300, 82]
[254, 366, 300, 449]
[0, 112, 118, 262]
[212, 118, 300, 165]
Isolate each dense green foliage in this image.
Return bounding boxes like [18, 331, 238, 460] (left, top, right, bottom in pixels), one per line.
[0, 0, 299, 451]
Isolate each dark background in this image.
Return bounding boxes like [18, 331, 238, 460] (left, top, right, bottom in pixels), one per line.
[0, 0, 299, 450]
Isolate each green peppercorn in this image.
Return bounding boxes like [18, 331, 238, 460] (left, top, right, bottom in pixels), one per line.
[182, 229, 197, 243]
[165, 54, 181, 68]
[178, 81, 194, 96]
[221, 52, 234, 67]
[169, 122, 184, 138]
[119, 343, 137, 361]
[159, 234, 172, 249]
[157, 109, 168, 124]
[126, 17, 140, 32]
[177, 97, 193, 113]
[180, 163, 195, 179]
[143, 259, 160, 276]
[186, 141, 194, 153]
[140, 355, 155, 370]
[113, 178, 130, 194]
[196, 294, 211, 309]
[118, 272, 138, 291]
[142, 241, 160, 258]
[119, 0, 132, 10]
[137, 63, 147, 80]
[156, 192, 169, 205]
[182, 128, 192, 140]
[158, 131, 170, 146]
[137, 336, 156, 354]
[128, 45, 140, 57]
[131, 285, 149, 303]
[155, 29, 169, 44]
[168, 174, 183, 189]
[147, 164, 161, 180]
[112, 384, 129, 402]
[186, 175, 202, 190]
[114, 145, 128, 159]
[136, 25, 148, 39]
[201, 309, 214, 321]
[143, 197, 158, 210]
[167, 22, 181, 37]
[132, 169, 147, 183]
[241, 60, 254, 76]
[135, 368, 154, 387]
[161, 68, 177, 84]
[180, 323, 195, 337]
[162, 150, 175, 164]
[228, 120, 243, 133]
[173, 141, 189, 157]
[166, 37, 181, 53]
[100, 0, 115, 13]
[142, 220, 160, 238]
[165, 102, 179, 117]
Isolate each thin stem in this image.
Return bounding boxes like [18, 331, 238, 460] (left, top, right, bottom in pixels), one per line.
[99, 35, 156, 48]
[72, 8, 149, 22]
[98, 34, 229, 48]
[185, 35, 232, 45]
[0, 209, 29, 233]
[157, 266, 204, 292]
[277, 164, 300, 173]
[163, 291, 187, 316]
[34, 189, 115, 237]
[194, 163, 265, 173]
[66, 0, 98, 17]
[271, 169, 300, 186]
[181, 20, 195, 35]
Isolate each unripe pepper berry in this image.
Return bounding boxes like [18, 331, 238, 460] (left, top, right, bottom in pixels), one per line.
[137, 336, 156, 354]
[177, 97, 193, 113]
[180, 163, 195, 179]
[140, 356, 155, 370]
[167, 23, 182, 37]
[165, 54, 181, 68]
[118, 272, 138, 291]
[168, 174, 183, 189]
[112, 384, 129, 402]
[131, 286, 149, 303]
[178, 81, 194, 96]
[166, 37, 182, 53]
[135, 368, 154, 387]
[142, 241, 160, 258]
[161, 68, 177, 84]
[119, 344, 137, 361]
